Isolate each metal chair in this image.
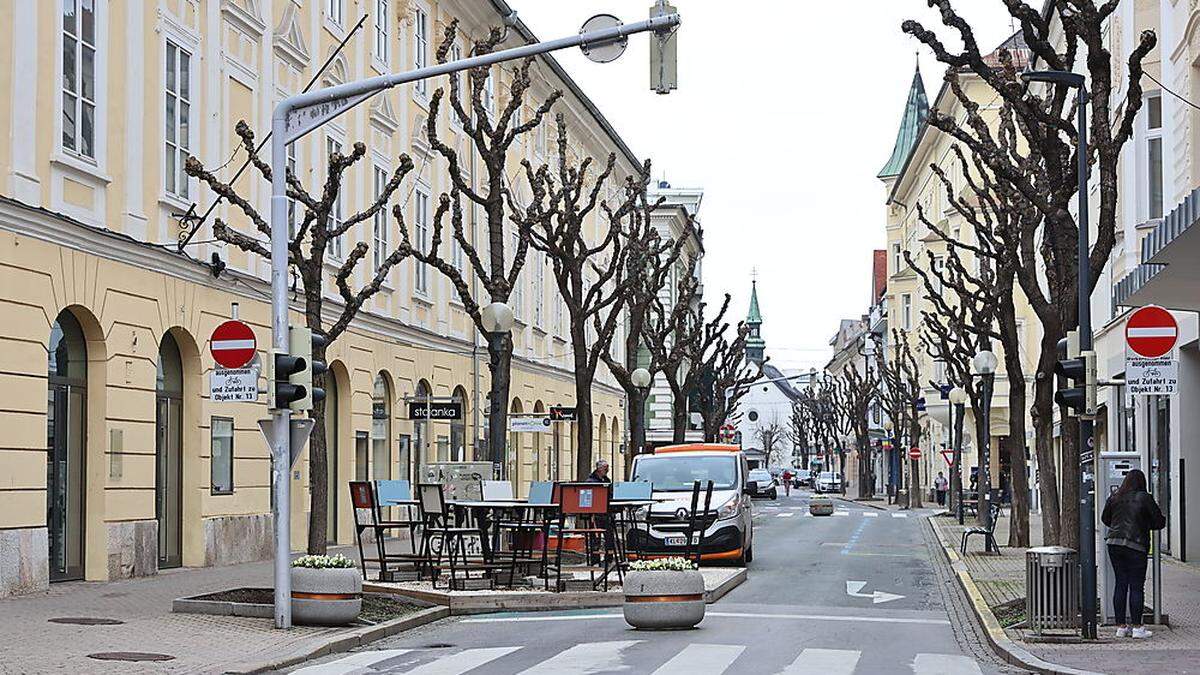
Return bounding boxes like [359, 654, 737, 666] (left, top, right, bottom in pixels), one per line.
[552, 482, 618, 591]
[961, 502, 1003, 555]
[416, 483, 507, 589]
[348, 481, 423, 581]
[683, 480, 715, 566]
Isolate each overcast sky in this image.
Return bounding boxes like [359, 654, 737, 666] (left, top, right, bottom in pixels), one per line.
[514, 1, 1016, 371]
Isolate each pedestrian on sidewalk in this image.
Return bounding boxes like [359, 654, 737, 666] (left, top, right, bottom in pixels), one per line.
[1101, 469, 1166, 639]
[933, 471, 948, 507]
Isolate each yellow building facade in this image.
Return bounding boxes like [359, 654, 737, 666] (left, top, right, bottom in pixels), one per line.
[0, 0, 633, 596]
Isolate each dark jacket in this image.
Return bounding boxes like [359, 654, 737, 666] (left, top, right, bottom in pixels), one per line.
[586, 471, 611, 484]
[1101, 490, 1166, 552]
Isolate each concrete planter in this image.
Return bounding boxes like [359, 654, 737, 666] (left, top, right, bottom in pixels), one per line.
[623, 570, 705, 630]
[809, 497, 835, 516]
[291, 566, 362, 626]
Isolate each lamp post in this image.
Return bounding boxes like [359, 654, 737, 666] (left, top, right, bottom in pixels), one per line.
[884, 419, 896, 505]
[949, 386, 968, 525]
[630, 367, 652, 457]
[1021, 68, 1096, 639]
[972, 350, 998, 550]
[481, 301, 515, 475]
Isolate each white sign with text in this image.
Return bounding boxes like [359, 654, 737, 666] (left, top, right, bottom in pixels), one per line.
[210, 366, 260, 402]
[1126, 356, 1178, 396]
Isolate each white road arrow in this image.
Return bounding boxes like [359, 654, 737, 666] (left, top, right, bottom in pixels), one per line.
[845, 580, 905, 604]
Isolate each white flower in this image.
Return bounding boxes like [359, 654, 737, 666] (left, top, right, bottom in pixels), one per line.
[291, 553, 356, 569]
[628, 556, 697, 572]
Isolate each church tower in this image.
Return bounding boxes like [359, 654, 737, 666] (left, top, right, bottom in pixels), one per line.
[746, 279, 766, 365]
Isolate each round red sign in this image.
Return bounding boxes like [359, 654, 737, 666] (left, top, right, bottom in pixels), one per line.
[1125, 305, 1178, 359]
[909, 447, 922, 461]
[210, 320, 257, 369]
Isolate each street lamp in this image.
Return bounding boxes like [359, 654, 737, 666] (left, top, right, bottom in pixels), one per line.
[973, 350, 997, 551]
[1021, 68, 1098, 640]
[884, 419, 896, 505]
[630, 367, 652, 456]
[480, 301, 515, 333]
[480, 301, 515, 475]
[949, 386, 968, 525]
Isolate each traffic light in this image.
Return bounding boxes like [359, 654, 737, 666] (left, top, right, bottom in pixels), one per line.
[1055, 330, 1098, 416]
[268, 348, 307, 410]
[287, 326, 328, 412]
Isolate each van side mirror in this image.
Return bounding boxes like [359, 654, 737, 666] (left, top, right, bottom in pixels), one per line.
[744, 481, 754, 493]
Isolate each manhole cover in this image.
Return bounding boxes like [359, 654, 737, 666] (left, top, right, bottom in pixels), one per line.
[48, 617, 125, 626]
[423, 644, 455, 649]
[87, 652, 175, 662]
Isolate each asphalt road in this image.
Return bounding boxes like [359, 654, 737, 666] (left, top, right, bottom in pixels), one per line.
[281, 489, 1028, 674]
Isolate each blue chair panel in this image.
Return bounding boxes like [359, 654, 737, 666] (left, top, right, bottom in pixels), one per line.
[375, 479, 412, 504]
[614, 481, 652, 501]
[528, 481, 554, 505]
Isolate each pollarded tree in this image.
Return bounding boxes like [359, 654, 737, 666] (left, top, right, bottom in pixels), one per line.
[185, 123, 415, 555]
[515, 113, 644, 479]
[401, 21, 562, 468]
[904, 0, 1156, 548]
[838, 362, 878, 499]
[699, 322, 764, 442]
[877, 330, 923, 508]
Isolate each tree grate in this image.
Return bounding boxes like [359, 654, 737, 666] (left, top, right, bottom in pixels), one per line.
[48, 617, 125, 626]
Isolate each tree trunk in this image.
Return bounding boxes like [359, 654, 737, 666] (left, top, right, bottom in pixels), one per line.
[671, 390, 688, 443]
[306, 310, 329, 556]
[574, 357, 594, 481]
[857, 438, 871, 499]
[1032, 340, 1063, 545]
[951, 404, 965, 518]
[998, 292, 1031, 547]
[1059, 411, 1080, 551]
[487, 332, 513, 477]
[909, 417, 922, 509]
[973, 404, 988, 526]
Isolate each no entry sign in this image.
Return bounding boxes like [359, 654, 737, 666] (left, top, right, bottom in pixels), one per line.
[1125, 305, 1178, 358]
[210, 320, 257, 369]
[909, 447, 922, 461]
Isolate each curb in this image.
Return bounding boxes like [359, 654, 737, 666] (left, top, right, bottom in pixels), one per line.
[705, 568, 747, 603]
[926, 519, 1102, 675]
[833, 496, 888, 511]
[225, 605, 450, 674]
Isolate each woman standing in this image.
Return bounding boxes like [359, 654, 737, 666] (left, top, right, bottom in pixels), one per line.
[1100, 469, 1166, 638]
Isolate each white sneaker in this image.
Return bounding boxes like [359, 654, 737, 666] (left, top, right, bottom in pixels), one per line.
[1115, 626, 1131, 638]
[1131, 626, 1153, 639]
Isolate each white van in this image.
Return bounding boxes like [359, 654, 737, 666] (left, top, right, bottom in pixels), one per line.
[627, 444, 754, 565]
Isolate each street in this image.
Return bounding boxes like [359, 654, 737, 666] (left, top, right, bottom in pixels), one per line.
[283, 490, 1024, 674]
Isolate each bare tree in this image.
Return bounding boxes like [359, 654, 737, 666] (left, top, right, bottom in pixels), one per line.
[838, 362, 878, 499]
[646, 288, 730, 443]
[788, 400, 814, 470]
[877, 330, 923, 508]
[700, 323, 765, 442]
[185, 123, 415, 554]
[515, 114, 645, 479]
[755, 420, 788, 467]
[399, 21, 562, 470]
[904, 0, 1156, 548]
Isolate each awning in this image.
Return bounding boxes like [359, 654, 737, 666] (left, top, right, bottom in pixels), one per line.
[1115, 187, 1200, 311]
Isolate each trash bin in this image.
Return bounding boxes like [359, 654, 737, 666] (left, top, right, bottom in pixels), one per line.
[1026, 546, 1079, 634]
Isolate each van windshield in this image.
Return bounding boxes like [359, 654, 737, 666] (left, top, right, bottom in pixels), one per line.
[632, 455, 739, 491]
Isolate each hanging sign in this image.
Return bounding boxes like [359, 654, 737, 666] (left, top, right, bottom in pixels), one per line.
[407, 401, 463, 421]
[509, 415, 552, 433]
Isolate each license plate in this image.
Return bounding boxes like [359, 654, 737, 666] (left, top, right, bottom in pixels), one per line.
[664, 535, 699, 546]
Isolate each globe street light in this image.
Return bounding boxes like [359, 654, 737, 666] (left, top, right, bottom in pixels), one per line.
[973, 350, 997, 550]
[480, 301, 514, 476]
[949, 386, 968, 524]
[629, 367, 652, 458]
[480, 301, 515, 333]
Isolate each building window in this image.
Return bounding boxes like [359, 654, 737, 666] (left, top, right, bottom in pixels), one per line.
[372, 375, 391, 480]
[1147, 93, 1163, 220]
[287, 142, 298, 240]
[414, 188, 430, 293]
[326, 0, 344, 25]
[413, 8, 428, 95]
[748, 410, 759, 422]
[482, 69, 495, 120]
[533, 252, 545, 326]
[891, 243, 901, 274]
[901, 293, 912, 330]
[164, 40, 191, 199]
[373, 166, 390, 270]
[211, 417, 234, 494]
[373, 0, 389, 62]
[327, 137, 344, 259]
[511, 231, 523, 319]
[62, 0, 98, 159]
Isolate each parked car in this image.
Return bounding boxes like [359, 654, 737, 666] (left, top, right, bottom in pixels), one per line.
[814, 471, 843, 494]
[627, 444, 755, 565]
[793, 469, 812, 488]
[746, 469, 777, 500]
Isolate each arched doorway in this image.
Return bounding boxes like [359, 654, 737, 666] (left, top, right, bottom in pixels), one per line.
[533, 401, 546, 482]
[47, 310, 88, 581]
[414, 380, 432, 475]
[451, 386, 468, 462]
[322, 363, 342, 544]
[611, 417, 621, 480]
[598, 415, 608, 481]
[509, 398, 523, 485]
[155, 333, 184, 569]
[372, 374, 393, 481]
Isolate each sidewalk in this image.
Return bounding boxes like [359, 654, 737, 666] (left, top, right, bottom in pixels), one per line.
[930, 514, 1200, 673]
[0, 546, 432, 674]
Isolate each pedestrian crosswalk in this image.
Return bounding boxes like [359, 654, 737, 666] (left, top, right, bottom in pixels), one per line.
[292, 641, 985, 675]
[762, 508, 914, 519]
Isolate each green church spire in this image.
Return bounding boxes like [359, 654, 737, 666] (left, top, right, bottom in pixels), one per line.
[746, 279, 765, 364]
[878, 62, 930, 179]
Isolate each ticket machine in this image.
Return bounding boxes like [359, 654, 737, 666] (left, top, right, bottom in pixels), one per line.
[1098, 454, 1140, 625]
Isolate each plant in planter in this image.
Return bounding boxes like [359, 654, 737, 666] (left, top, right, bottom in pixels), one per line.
[623, 557, 705, 630]
[290, 554, 361, 626]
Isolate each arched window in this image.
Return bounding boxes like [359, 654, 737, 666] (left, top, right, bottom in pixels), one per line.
[155, 333, 184, 569]
[451, 386, 468, 462]
[372, 374, 392, 480]
[415, 380, 432, 468]
[47, 310, 88, 582]
[533, 401, 546, 481]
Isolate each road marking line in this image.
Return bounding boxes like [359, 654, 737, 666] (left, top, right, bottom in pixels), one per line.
[912, 653, 983, 674]
[517, 640, 640, 674]
[402, 647, 521, 675]
[776, 512, 795, 518]
[651, 644, 745, 675]
[833, 510, 850, 517]
[863, 511, 878, 517]
[779, 648, 860, 674]
[289, 650, 411, 674]
[462, 611, 950, 626]
[892, 512, 908, 518]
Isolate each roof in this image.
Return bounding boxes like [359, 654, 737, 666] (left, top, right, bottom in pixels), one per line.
[878, 64, 930, 179]
[653, 444, 744, 455]
[747, 279, 762, 324]
[761, 362, 804, 402]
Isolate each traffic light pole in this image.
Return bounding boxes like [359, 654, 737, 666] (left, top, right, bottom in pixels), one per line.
[269, 120, 292, 630]
[1075, 85, 1098, 640]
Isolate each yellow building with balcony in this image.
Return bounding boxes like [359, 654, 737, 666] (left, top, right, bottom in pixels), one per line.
[0, 0, 637, 596]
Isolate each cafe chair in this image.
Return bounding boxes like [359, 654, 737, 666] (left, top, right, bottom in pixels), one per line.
[612, 481, 653, 558]
[482, 480, 515, 501]
[493, 481, 557, 587]
[682, 480, 715, 566]
[551, 482, 619, 592]
[417, 483, 507, 590]
[348, 481, 424, 582]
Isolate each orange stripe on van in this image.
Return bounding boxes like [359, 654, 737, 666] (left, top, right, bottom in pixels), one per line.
[654, 444, 742, 454]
